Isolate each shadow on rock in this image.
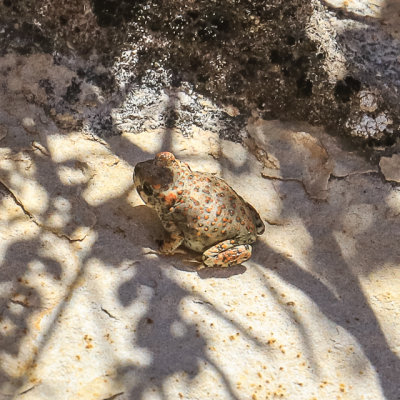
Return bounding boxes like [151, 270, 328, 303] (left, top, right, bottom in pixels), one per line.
[117, 261, 240, 400]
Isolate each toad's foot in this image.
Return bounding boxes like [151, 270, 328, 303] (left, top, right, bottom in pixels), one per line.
[202, 239, 252, 268]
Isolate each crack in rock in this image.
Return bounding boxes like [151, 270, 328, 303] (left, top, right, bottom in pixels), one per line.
[0, 178, 93, 243]
[10, 299, 32, 308]
[30, 141, 50, 157]
[246, 118, 382, 199]
[102, 392, 124, 400]
[18, 385, 37, 396]
[101, 307, 118, 320]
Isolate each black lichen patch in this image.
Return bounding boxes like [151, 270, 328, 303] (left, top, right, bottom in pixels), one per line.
[286, 35, 296, 46]
[91, 0, 145, 27]
[0, 21, 52, 55]
[77, 67, 116, 93]
[63, 78, 82, 104]
[334, 81, 352, 103]
[296, 74, 313, 97]
[334, 76, 361, 102]
[0, 0, 327, 141]
[91, 0, 121, 27]
[270, 49, 293, 65]
[218, 114, 246, 143]
[59, 15, 68, 25]
[344, 76, 361, 93]
[196, 11, 233, 42]
[39, 79, 55, 96]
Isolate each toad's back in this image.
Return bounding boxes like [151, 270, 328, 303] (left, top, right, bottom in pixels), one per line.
[169, 170, 263, 252]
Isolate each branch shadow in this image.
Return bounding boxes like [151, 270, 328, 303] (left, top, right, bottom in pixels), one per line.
[116, 260, 240, 400]
[252, 174, 400, 400]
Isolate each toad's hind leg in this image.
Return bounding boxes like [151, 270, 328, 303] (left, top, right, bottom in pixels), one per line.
[202, 239, 252, 268]
[245, 201, 265, 235]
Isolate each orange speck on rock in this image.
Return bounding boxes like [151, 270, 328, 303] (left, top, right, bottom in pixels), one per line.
[34, 308, 51, 331]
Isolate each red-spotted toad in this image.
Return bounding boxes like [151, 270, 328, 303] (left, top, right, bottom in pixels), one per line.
[134, 152, 265, 268]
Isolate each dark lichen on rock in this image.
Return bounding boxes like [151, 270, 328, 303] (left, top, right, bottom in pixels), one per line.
[0, 0, 398, 150]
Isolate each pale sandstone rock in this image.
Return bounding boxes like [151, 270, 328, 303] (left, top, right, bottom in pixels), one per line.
[21, 117, 38, 135]
[2, 124, 400, 400]
[1, 53, 76, 103]
[247, 118, 378, 185]
[0, 187, 82, 397]
[323, 0, 384, 18]
[312, 128, 378, 177]
[380, 154, 400, 183]
[324, 0, 400, 39]
[0, 53, 399, 400]
[246, 118, 334, 200]
[0, 146, 96, 241]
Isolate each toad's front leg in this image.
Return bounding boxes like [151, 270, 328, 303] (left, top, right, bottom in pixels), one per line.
[202, 239, 253, 268]
[159, 219, 184, 254]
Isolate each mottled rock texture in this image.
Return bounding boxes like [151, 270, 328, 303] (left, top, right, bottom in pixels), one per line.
[0, 0, 399, 151]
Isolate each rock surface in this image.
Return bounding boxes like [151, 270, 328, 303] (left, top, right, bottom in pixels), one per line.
[0, 2, 400, 399]
[0, 50, 399, 399]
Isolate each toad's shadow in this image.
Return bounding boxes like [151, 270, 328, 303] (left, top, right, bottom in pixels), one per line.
[196, 264, 247, 279]
[158, 247, 247, 279]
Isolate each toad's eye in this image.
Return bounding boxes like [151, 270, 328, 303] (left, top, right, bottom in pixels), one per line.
[143, 182, 153, 196]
